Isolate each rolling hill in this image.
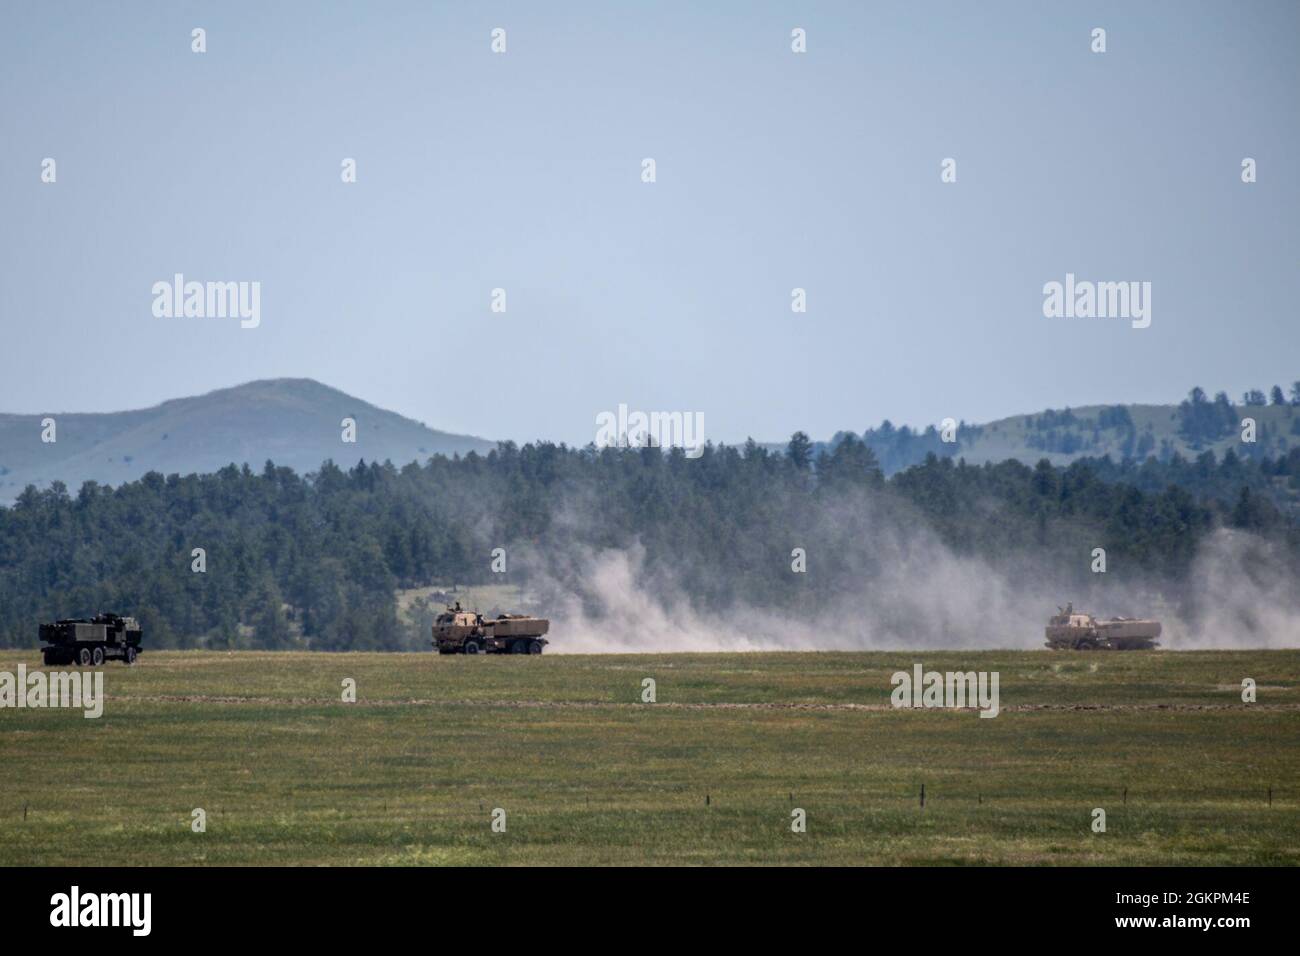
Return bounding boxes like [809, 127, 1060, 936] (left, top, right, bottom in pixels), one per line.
[0, 378, 495, 501]
[946, 402, 1298, 468]
[808, 399, 1300, 476]
[5, 378, 1298, 503]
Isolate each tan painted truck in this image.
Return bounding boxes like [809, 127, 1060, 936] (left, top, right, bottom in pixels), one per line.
[1045, 603, 1161, 650]
[432, 603, 550, 655]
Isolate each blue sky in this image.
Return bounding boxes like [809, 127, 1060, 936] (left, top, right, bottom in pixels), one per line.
[1, 0, 1297, 445]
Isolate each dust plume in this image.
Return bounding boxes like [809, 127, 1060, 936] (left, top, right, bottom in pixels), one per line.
[513, 494, 1299, 653]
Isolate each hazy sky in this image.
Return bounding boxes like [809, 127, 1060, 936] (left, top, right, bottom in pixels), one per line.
[2, 0, 1297, 446]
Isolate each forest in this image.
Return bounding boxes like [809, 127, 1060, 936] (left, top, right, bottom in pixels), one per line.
[1, 432, 1298, 651]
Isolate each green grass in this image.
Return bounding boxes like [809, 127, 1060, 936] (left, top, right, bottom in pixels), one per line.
[1, 649, 1297, 865]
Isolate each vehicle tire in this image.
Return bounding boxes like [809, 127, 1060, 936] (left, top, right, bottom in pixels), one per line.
[124, 646, 137, 665]
[510, 640, 528, 654]
[463, 639, 483, 655]
[527, 640, 544, 655]
[78, 646, 92, 666]
[91, 646, 105, 666]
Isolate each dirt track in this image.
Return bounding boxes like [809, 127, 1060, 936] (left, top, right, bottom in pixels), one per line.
[108, 694, 1300, 713]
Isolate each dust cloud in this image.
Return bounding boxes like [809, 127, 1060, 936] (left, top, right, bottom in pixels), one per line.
[516, 503, 1298, 653]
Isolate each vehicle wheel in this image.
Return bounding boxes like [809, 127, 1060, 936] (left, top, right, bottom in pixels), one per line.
[91, 646, 105, 666]
[78, 646, 92, 666]
[124, 646, 137, 665]
[527, 640, 544, 655]
[510, 640, 528, 654]
[463, 639, 483, 655]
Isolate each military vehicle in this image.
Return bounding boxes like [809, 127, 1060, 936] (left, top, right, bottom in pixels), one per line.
[1044, 603, 1161, 650]
[39, 613, 143, 666]
[432, 603, 550, 655]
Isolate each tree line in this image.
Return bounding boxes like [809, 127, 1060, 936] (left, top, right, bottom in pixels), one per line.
[0, 437, 1296, 651]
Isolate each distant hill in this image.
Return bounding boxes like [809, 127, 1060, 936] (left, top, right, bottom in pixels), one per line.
[0, 379, 495, 500]
[7, 379, 1298, 504]
[782, 396, 1300, 476]
[942, 401, 1298, 468]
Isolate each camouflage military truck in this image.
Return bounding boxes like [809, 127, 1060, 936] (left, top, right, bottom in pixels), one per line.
[432, 603, 550, 655]
[1045, 603, 1161, 650]
[40, 613, 143, 666]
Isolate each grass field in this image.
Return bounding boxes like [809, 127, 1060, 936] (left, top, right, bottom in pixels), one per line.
[1, 649, 1298, 866]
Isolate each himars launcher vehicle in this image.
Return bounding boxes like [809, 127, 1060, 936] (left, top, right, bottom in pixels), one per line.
[432, 603, 550, 655]
[40, 613, 143, 666]
[1045, 604, 1162, 650]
